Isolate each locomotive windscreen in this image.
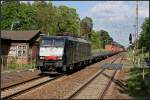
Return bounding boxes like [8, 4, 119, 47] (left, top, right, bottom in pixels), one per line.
[41, 38, 64, 47]
[39, 37, 64, 59]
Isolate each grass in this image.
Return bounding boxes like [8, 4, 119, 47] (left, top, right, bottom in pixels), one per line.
[2, 58, 36, 72]
[2, 63, 35, 72]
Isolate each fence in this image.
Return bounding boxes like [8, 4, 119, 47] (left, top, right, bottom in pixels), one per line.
[128, 49, 149, 68]
[1, 55, 36, 72]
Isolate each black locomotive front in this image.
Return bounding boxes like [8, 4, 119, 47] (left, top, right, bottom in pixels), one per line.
[36, 36, 65, 72]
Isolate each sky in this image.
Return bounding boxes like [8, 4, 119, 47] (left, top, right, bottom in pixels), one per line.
[22, 1, 149, 48]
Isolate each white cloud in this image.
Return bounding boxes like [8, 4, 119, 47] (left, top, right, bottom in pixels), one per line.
[20, 1, 34, 4]
[88, 1, 149, 47]
[138, 2, 149, 18]
[90, 1, 149, 22]
[90, 1, 134, 22]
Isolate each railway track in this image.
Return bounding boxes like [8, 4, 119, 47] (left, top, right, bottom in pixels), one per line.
[1, 53, 124, 99]
[1, 75, 43, 91]
[99, 54, 125, 99]
[67, 53, 124, 99]
[1, 74, 64, 99]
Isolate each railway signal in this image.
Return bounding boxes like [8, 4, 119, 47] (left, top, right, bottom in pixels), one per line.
[129, 33, 132, 44]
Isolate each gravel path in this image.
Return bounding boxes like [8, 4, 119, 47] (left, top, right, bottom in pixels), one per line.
[13, 54, 121, 99]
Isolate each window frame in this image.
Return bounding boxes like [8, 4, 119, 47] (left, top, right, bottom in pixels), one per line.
[16, 44, 28, 58]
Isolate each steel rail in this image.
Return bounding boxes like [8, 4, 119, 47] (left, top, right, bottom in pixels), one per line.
[98, 53, 125, 99]
[1, 76, 43, 91]
[68, 53, 122, 99]
[98, 70, 117, 99]
[1, 74, 64, 99]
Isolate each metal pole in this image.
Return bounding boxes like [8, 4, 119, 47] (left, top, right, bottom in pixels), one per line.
[11, 22, 14, 31]
[136, 1, 139, 66]
[0, 25, 1, 69]
[136, 1, 139, 51]
[133, 1, 139, 65]
[149, 36, 150, 62]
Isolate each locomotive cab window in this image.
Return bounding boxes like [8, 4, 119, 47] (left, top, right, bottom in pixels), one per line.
[41, 38, 64, 47]
[54, 39, 64, 47]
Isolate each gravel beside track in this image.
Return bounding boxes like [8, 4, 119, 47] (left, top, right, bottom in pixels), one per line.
[13, 53, 122, 99]
[103, 53, 133, 99]
[1, 74, 64, 99]
[99, 56, 123, 99]
[69, 70, 115, 99]
[1, 70, 41, 89]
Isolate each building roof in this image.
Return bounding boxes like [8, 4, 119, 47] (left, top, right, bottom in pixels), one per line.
[1, 30, 42, 41]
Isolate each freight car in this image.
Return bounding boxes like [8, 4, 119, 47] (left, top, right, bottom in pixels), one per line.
[105, 43, 124, 53]
[36, 36, 91, 72]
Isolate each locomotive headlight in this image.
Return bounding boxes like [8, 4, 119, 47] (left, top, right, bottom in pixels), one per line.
[57, 56, 62, 60]
[40, 56, 44, 59]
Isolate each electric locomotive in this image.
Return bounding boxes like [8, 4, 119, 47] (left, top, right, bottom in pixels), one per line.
[36, 36, 91, 73]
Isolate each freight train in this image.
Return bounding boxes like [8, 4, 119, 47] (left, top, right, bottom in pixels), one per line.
[36, 36, 123, 73]
[105, 42, 125, 53]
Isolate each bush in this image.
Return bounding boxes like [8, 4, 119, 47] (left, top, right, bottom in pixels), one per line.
[127, 68, 149, 97]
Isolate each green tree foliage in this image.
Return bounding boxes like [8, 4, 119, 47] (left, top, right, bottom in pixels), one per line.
[17, 2, 37, 30]
[1, 1, 20, 30]
[57, 6, 80, 36]
[138, 18, 150, 51]
[1, 1, 80, 36]
[1, 1, 36, 30]
[97, 30, 112, 48]
[32, 1, 57, 35]
[80, 17, 93, 37]
[90, 31, 100, 49]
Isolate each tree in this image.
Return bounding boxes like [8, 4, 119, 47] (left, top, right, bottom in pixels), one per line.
[80, 17, 93, 37]
[32, 1, 57, 34]
[1, 1, 20, 30]
[1, 1, 80, 36]
[1, 1, 37, 30]
[90, 30, 100, 49]
[16, 2, 37, 30]
[97, 30, 111, 48]
[56, 5, 80, 36]
[138, 17, 149, 52]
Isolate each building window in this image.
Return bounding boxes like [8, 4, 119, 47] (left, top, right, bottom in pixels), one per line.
[9, 45, 17, 56]
[22, 45, 27, 56]
[17, 45, 27, 57]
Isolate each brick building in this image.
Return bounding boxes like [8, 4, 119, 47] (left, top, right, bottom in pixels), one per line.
[1, 30, 44, 65]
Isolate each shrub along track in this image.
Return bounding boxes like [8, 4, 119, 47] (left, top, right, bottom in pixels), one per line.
[12, 53, 124, 99]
